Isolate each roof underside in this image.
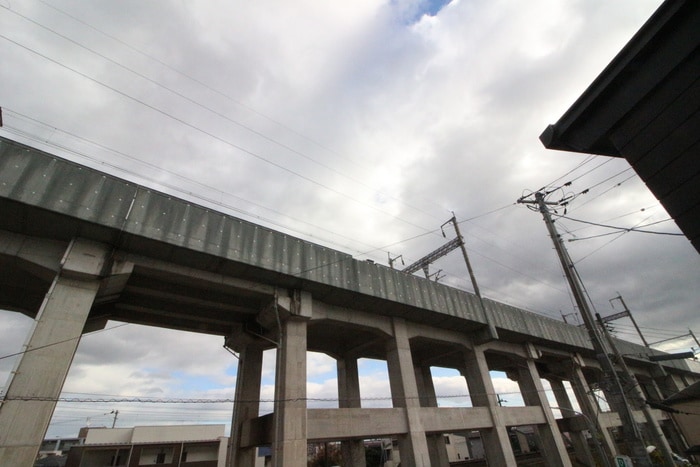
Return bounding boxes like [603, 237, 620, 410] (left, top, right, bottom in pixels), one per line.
[540, 0, 700, 253]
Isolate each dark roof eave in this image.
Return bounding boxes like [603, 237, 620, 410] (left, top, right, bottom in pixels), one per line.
[539, 124, 621, 157]
[539, 0, 686, 157]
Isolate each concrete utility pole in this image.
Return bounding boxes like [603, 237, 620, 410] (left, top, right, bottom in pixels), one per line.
[518, 190, 653, 466]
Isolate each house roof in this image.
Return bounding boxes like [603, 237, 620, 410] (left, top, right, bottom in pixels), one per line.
[540, 0, 700, 253]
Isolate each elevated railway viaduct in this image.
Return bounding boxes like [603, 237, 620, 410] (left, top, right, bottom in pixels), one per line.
[0, 136, 698, 466]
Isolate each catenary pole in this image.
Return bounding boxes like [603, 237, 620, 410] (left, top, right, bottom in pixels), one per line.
[611, 294, 650, 347]
[595, 314, 676, 466]
[448, 214, 499, 341]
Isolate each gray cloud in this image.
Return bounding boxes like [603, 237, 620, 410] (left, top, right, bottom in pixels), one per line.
[2, 0, 696, 438]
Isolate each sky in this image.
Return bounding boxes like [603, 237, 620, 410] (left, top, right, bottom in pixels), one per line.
[0, 0, 698, 439]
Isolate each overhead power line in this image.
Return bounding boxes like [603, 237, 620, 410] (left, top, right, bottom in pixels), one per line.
[0, 323, 129, 362]
[557, 215, 683, 237]
[0, 32, 438, 236]
[0, 4, 443, 223]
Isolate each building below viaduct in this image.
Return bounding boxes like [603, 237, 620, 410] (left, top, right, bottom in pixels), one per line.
[0, 136, 698, 466]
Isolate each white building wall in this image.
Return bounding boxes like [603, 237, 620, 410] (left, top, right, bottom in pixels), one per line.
[82, 425, 225, 445]
[131, 425, 225, 443]
[85, 427, 134, 445]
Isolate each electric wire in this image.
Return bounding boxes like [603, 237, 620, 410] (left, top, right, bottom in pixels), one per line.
[571, 166, 634, 198]
[564, 158, 615, 186]
[557, 215, 683, 236]
[2, 387, 556, 405]
[3, 4, 696, 432]
[564, 204, 661, 235]
[0, 323, 129, 362]
[0, 33, 438, 236]
[570, 214, 656, 263]
[0, 15, 631, 328]
[7, 120, 561, 317]
[34, 0, 384, 181]
[1, 111, 399, 257]
[0, 204, 513, 365]
[5, 108, 545, 312]
[543, 154, 597, 188]
[572, 172, 638, 211]
[1, 3, 445, 225]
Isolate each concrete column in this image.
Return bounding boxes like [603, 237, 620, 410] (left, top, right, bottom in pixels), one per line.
[462, 347, 517, 466]
[568, 363, 617, 460]
[337, 356, 365, 466]
[549, 377, 594, 466]
[414, 365, 435, 408]
[415, 365, 450, 466]
[515, 358, 571, 467]
[0, 239, 109, 467]
[272, 316, 308, 467]
[228, 344, 264, 467]
[385, 318, 431, 466]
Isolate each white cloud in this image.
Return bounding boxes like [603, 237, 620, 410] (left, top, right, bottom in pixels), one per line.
[3, 0, 696, 441]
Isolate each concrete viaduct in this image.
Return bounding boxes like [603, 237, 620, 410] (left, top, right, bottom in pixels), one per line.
[0, 135, 698, 466]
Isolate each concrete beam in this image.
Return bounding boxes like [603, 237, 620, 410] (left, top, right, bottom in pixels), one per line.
[308, 409, 407, 441]
[0, 231, 66, 282]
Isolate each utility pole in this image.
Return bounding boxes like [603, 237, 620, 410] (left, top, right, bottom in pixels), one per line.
[110, 410, 119, 428]
[518, 190, 653, 466]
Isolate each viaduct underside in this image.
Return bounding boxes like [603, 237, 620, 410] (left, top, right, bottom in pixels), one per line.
[0, 136, 698, 466]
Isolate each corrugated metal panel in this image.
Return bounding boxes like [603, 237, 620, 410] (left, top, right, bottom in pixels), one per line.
[0, 141, 136, 227]
[0, 136, 607, 351]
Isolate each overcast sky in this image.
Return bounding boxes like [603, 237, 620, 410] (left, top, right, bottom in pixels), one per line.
[1, 0, 698, 438]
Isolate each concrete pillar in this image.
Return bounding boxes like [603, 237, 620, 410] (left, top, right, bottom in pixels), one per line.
[549, 377, 594, 466]
[337, 356, 366, 466]
[228, 344, 264, 467]
[462, 347, 517, 466]
[415, 365, 450, 466]
[414, 365, 433, 407]
[385, 318, 431, 466]
[515, 358, 572, 467]
[272, 315, 309, 467]
[568, 363, 617, 461]
[0, 239, 110, 467]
